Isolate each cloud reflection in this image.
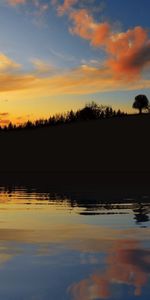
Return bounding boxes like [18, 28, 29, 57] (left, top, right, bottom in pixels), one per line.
[69, 240, 150, 299]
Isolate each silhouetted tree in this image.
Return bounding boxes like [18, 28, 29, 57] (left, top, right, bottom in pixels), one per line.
[105, 106, 114, 118]
[133, 94, 149, 114]
[25, 120, 33, 129]
[66, 110, 76, 123]
[116, 109, 124, 117]
[8, 122, 13, 130]
[76, 102, 101, 121]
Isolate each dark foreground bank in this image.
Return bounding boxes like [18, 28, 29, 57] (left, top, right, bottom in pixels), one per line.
[0, 114, 150, 173]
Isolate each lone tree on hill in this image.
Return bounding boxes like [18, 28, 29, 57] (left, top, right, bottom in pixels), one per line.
[133, 94, 149, 114]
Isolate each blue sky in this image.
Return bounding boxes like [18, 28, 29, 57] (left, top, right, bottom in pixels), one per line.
[0, 0, 150, 124]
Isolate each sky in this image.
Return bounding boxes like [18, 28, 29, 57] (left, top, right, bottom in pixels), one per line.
[0, 0, 150, 125]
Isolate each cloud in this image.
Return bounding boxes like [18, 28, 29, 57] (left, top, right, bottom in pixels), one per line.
[38, 64, 150, 95]
[0, 53, 150, 97]
[0, 112, 9, 116]
[32, 0, 49, 17]
[0, 73, 37, 92]
[69, 8, 150, 79]
[52, 0, 104, 15]
[0, 119, 10, 125]
[106, 27, 150, 79]
[0, 53, 21, 73]
[6, 0, 49, 13]
[50, 2, 150, 79]
[57, 0, 78, 16]
[6, 0, 49, 23]
[49, 47, 76, 62]
[7, 0, 26, 5]
[0, 253, 13, 265]
[31, 58, 56, 75]
[0, 113, 10, 125]
[69, 9, 110, 46]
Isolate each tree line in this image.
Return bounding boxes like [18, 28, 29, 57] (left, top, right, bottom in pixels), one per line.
[1, 94, 149, 131]
[0, 102, 126, 131]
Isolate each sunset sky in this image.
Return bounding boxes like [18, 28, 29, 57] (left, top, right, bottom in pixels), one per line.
[0, 0, 150, 124]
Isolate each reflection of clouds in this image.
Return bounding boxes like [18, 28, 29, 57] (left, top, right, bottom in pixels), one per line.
[0, 225, 150, 246]
[0, 224, 150, 278]
[0, 253, 12, 265]
[0, 243, 23, 266]
[0, 227, 149, 299]
[69, 240, 150, 300]
[80, 253, 98, 265]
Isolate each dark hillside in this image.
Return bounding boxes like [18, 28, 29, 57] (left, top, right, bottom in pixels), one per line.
[0, 114, 150, 173]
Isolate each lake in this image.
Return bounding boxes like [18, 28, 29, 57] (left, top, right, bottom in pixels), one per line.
[0, 175, 150, 300]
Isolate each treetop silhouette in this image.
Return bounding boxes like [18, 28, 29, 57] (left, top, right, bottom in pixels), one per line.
[133, 94, 149, 114]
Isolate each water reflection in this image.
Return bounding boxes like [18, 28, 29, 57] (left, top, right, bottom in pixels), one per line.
[0, 187, 150, 227]
[69, 240, 150, 300]
[0, 183, 149, 300]
[133, 203, 150, 224]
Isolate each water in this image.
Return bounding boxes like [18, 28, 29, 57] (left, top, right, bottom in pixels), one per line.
[0, 185, 150, 300]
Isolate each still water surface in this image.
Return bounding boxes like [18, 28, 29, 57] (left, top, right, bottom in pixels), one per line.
[0, 187, 150, 300]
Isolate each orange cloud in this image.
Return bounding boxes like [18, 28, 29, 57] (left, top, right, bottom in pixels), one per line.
[0, 73, 37, 92]
[0, 53, 21, 73]
[106, 27, 150, 79]
[0, 112, 9, 116]
[0, 119, 10, 126]
[69, 9, 110, 45]
[0, 57, 150, 95]
[57, 0, 78, 16]
[66, 8, 150, 79]
[31, 58, 55, 75]
[0, 54, 38, 95]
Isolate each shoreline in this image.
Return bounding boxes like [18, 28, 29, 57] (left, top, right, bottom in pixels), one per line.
[0, 172, 150, 203]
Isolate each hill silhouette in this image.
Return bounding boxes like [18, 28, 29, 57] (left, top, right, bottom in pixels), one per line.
[0, 103, 124, 131]
[0, 112, 150, 173]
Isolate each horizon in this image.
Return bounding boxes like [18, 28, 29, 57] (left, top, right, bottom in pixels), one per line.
[0, 102, 126, 128]
[0, 0, 150, 125]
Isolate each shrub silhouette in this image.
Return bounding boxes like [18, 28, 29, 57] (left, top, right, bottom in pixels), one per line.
[76, 102, 100, 120]
[133, 94, 149, 114]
